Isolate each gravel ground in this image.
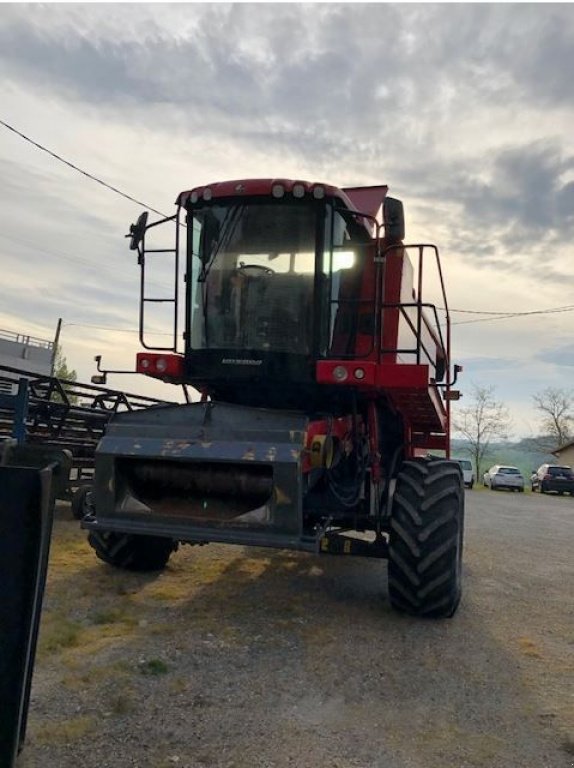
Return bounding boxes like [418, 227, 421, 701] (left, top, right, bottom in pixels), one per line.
[16, 490, 574, 768]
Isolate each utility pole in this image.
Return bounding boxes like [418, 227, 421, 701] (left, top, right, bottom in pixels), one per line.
[50, 318, 62, 377]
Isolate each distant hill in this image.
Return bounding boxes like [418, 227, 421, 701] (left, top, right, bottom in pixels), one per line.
[450, 438, 557, 480]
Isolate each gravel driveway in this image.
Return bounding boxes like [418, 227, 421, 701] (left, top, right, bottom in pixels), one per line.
[17, 490, 574, 768]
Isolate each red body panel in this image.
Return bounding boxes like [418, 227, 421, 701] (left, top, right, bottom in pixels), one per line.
[177, 178, 357, 211]
[136, 352, 184, 381]
[342, 185, 388, 219]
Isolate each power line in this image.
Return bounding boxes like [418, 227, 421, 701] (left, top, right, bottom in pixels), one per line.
[64, 322, 171, 335]
[448, 305, 574, 317]
[0, 118, 170, 218]
[2, 118, 573, 332]
[452, 305, 574, 326]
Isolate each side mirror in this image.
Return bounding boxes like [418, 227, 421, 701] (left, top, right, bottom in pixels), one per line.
[383, 197, 405, 242]
[126, 212, 148, 251]
[91, 374, 107, 385]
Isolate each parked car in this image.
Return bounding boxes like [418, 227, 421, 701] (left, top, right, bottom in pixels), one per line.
[454, 458, 475, 489]
[483, 465, 525, 492]
[531, 464, 574, 495]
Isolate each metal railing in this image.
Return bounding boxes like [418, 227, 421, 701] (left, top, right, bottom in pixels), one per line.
[0, 329, 54, 350]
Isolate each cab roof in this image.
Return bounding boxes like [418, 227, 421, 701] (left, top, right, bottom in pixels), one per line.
[176, 178, 389, 220]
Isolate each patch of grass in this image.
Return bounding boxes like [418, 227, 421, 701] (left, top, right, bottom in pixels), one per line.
[38, 614, 82, 655]
[61, 660, 132, 690]
[517, 636, 543, 659]
[168, 678, 189, 694]
[148, 622, 179, 637]
[108, 691, 136, 716]
[69, 620, 139, 657]
[139, 658, 170, 676]
[236, 557, 272, 578]
[33, 715, 95, 745]
[413, 724, 506, 761]
[90, 607, 128, 625]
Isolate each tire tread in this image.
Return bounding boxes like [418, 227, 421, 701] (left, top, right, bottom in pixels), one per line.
[388, 458, 464, 618]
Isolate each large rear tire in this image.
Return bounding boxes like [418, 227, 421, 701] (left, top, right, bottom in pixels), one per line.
[388, 458, 464, 618]
[87, 531, 176, 571]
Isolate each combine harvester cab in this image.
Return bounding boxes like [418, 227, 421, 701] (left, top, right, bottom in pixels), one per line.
[83, 179, 464, 618]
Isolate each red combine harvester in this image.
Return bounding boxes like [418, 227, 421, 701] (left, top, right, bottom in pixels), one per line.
[83, 178, 464, 617]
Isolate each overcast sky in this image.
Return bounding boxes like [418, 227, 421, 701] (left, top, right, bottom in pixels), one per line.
[0, 3, 573, 438]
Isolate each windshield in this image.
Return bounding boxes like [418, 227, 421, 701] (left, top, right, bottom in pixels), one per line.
[188, 200, 316, 353]
[548, 466, 573, 477]
[187, 198, 376, 360]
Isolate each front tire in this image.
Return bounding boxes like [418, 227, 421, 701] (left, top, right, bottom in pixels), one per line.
[388, 458, 464, 618]
[88, 531, 176, 571]
[71, 486, 91, 520]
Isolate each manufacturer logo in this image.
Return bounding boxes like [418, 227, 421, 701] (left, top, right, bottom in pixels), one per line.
[221, 358, 263, 366]
[235, 184, 245, 193]
[221, 357, 263, 365]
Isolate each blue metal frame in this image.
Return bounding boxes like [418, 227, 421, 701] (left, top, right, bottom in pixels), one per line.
[0, 378, 29, 445]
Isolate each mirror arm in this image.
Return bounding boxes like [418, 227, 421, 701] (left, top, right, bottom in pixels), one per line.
[91, 355, 136, 386]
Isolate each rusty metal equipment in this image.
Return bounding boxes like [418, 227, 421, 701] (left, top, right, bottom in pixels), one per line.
[83, 179, 464, 617]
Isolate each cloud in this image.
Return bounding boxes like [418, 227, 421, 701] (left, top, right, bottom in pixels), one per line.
[459, 356, 526, 373]
[0, 3, 573, 431]
[535, 344, 574, 367]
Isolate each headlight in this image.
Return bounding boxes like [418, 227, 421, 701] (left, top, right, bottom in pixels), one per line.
[292, 183, 305, 198]
[272, 184, 285, 198]
[203, 188, 212, 201]
[155, 357, 168, 373]
[333, 365, 348, 382]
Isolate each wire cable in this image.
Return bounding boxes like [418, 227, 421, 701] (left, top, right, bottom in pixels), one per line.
[3, 118, 573, 332]
[0, 118, 170, 218]
[448, 304, 574, 317]
[63, 322, 171, 336]
[452, 305, 574, 326]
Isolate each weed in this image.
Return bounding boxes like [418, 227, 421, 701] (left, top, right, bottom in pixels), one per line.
[139, 658, 169, 676]
[109, 692, 136, 716]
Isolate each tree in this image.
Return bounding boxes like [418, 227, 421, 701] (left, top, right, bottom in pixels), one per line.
[51, 345, 78, 404]
[532, 387, 573, 451]
[52, 345, 77, 382]
[454, 384, 511, 481]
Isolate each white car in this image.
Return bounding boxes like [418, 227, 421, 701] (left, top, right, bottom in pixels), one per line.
[483, 465, 524, 492]
[454, 458, 475, 489]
